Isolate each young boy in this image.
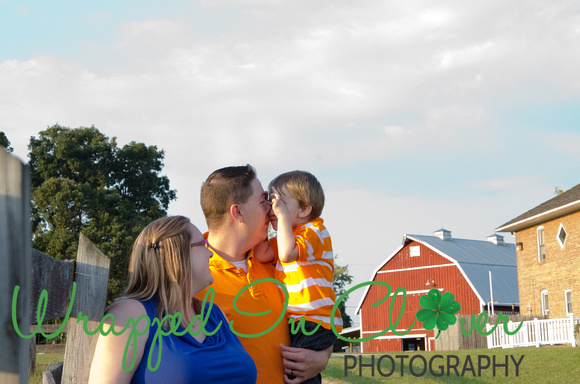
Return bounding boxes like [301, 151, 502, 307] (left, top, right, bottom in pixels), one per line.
[254, 170, 342, 384]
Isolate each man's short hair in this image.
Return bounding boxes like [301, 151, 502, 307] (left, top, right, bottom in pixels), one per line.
[269, 170, 324, 220]
[200, 164, 257, 229]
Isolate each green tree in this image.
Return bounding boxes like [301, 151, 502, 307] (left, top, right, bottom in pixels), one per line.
[28, 124, 176, 301]
[554, 186, 564, 196]
[334, 256, 354, 328]
[333, 255, 354, 351]
[0, 131, 13, 152]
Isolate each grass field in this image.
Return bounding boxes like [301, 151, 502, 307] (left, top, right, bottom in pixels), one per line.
[30, 346, 578, 383]
[29, 353, 64, 384]
[323, 346, 579, 383]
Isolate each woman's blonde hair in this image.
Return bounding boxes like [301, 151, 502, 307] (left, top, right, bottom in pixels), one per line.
[122, 215, 200, 328]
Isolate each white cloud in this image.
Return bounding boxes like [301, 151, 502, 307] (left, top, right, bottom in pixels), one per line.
[4, 1, 579, 175]
[384, 126, 406, 137]
[4, 6, 573, 155]
[3, 1, 580, 323]
[438, 41, 496, 70]
[118, 20, 184, 46]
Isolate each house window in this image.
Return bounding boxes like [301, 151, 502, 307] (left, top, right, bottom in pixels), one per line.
[541, 290, 549, 317]
[557, 224, 567, 249]
[537, 227, 546, 262]
[410, 246, 420, 257]
[565, 290, 573, 316]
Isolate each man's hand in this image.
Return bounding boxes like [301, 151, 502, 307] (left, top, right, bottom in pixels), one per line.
[280, 344, 332, 384]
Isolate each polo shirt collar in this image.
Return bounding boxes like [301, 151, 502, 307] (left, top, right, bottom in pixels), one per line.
[204, 231, 253, 271]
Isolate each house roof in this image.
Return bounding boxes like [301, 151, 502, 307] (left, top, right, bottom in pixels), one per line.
[356, 233, 518, 314]
[495, 183, 580, 233]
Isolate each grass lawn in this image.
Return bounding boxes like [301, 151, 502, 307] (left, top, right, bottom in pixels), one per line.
[29, 353, 64, 384]
[323, 346, 579, 383]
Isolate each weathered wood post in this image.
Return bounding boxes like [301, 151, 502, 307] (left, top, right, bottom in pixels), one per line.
[0, 150, 32, 384]
[30, 248, 75, 376]
[60, 233, 110, 384]
[31, 250, 76, 324]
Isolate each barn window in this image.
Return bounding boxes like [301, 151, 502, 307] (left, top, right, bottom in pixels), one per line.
[541, 290, 549, 317]
[410, 246, 420, 257]
[557, 224, 567, 249]
[565, 290, 573, 316]
[537, 227, 546, 262]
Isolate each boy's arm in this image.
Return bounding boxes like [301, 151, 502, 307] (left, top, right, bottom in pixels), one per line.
[253, 237, 276, 263]
[271, 188, 299, 263]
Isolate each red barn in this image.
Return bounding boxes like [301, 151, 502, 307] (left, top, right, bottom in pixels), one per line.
[355, 229, 518, 352]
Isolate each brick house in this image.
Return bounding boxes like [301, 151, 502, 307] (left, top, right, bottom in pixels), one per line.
[495, 184, 580, 319]
[355, 229, 518, 352]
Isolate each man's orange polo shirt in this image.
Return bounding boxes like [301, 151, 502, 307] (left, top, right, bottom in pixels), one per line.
[196, 241, 290, 384]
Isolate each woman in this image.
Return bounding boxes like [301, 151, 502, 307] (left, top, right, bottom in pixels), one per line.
[89, 216, 257, 383]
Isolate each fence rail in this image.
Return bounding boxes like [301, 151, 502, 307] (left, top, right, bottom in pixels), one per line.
[487, 316, 580, 349]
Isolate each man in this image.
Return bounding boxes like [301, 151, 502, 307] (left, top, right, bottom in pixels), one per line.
[197, 165, 332, 384]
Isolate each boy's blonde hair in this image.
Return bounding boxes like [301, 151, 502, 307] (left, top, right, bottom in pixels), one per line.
[269, 170, 324, 220]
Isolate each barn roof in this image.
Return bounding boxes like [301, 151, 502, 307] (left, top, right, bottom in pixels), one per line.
[356, 232, 519, 314]
[406, 234, 518, 304]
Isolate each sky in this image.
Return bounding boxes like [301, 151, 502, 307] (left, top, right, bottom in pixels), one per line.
[2, 0, 579, 324]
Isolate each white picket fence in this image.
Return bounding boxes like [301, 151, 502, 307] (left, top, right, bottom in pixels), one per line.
[486, 315, 579, 349]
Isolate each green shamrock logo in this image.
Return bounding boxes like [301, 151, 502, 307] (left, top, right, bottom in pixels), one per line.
[416, 289, 461, 339]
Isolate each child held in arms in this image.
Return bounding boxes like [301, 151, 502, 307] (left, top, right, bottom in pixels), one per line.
[254, 170, 342, 384]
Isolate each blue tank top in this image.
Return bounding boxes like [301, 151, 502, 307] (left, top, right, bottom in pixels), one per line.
[131, 298, 257, 384]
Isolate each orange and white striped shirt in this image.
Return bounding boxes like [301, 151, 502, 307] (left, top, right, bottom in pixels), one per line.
[272, 218, 343, 332]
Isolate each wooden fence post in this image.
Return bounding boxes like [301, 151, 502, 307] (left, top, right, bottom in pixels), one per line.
[0, 150, 32, 384]
[60, 233, 110, 384]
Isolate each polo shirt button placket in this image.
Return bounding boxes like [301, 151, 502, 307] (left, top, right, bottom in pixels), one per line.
[235, 269, 246, 285]
[248, 273, 264, 297]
